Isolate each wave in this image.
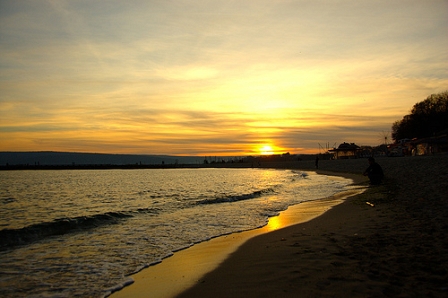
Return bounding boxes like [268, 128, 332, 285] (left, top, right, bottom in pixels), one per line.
[1, 197, 16, 204]
[0, 211, 136, 250]
[291, 170, 309, 178]
[196, 188, 276, 205]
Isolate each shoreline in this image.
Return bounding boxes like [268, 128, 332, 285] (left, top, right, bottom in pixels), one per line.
[178, 155, 448, 297]
[109, 170, 368, 298]
[111, 155, 448, 297]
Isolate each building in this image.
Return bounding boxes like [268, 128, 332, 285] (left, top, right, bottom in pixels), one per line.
[329, 142, 362, 159]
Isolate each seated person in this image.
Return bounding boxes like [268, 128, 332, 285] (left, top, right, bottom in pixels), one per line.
[363, 157, 384, 185]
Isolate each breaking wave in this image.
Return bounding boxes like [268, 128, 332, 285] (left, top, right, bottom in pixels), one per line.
[196, 188, 276, 205]
[0, 209, 157, 250]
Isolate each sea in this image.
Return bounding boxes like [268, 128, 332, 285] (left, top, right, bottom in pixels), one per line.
[0, 168, 354, 297]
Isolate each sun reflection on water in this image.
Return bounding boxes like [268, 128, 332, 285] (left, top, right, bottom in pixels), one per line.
[266, 215, 282, 231]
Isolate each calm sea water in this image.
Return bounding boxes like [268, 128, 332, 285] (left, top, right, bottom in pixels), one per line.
[0, 168, 353, 297]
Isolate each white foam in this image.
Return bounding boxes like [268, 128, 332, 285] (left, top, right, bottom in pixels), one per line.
[103, 277, 134, 297]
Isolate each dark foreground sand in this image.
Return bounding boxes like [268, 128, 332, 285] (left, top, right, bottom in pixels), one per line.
[113, 155, 448, 298]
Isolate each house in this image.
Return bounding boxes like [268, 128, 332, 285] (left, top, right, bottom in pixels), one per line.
[410, 133, 448, 155]
[329, 142, 362, 159]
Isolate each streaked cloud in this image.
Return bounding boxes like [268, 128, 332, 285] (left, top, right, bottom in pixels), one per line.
[1, 0, 447, 155]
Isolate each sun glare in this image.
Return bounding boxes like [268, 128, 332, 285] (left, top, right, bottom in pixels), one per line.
[266, 215, 282, 231]
[260, 145, 274, 155]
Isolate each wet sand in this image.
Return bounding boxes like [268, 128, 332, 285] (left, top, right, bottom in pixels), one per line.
[112, 155, 448, 298]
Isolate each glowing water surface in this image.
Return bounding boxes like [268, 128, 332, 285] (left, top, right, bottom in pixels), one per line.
[0, 168, 353, 297]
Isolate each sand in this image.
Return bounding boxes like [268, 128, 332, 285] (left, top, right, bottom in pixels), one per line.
[111, 155, 448, 298]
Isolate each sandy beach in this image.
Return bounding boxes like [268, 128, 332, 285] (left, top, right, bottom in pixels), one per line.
[112, 155, 448, 298]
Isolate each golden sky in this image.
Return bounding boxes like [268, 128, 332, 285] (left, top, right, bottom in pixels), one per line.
[1, 0, 447, 156]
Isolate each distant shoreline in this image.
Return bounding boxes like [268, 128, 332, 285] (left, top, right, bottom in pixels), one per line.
[0, 163, 216, 170]
[0, 162, 255, 170]
[3, 154, 446, 172]
[0, 151, 319, 170]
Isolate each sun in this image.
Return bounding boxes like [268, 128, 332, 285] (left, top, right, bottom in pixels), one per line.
[260, 145, 274, 155]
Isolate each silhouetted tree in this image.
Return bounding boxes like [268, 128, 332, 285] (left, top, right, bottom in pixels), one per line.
[392, 91, 448, 141]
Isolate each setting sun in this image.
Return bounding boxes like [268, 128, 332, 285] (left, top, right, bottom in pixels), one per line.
[260, 145, 274, 155]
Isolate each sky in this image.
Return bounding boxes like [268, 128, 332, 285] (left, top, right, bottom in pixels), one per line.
[1, 0, 447, 156]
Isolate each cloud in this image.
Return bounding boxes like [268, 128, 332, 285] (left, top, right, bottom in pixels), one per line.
[1, 0, 447, 155]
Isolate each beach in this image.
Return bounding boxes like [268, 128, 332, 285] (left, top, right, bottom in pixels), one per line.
[112, 155, 448, 297]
